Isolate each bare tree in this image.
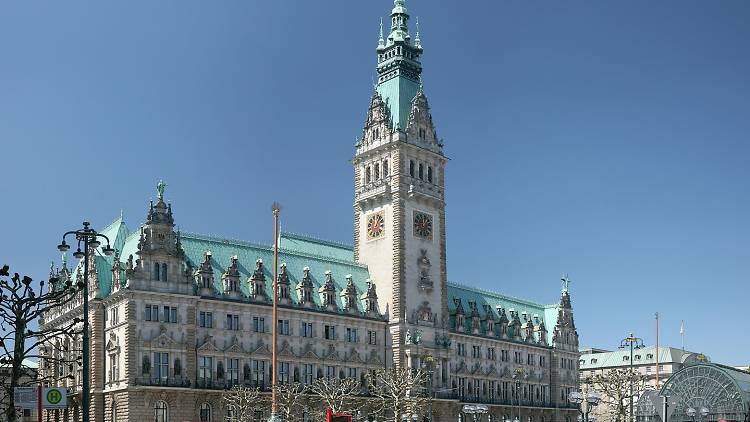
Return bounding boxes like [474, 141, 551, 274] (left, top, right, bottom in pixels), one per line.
[275, 382, 307, 422]
[308, 377, 361, 414]
[583, 369, 647, 422]
[366, 367, 431, 421]
[0, 265, 82, 422]
[222, 385, 268, 422]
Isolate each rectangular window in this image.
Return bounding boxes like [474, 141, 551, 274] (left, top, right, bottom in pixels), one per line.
[110, 307, 119, 325]
[457, 343, 466, 356]
[199, 311, 213, 328]
[326, 365, 336, 380]
[252, 360, 266, 388]
[279, 362, 290, 384]
[348, 367, 357, 379]
[368, 330, 377, 345]
[472, 345, 481, 358]
[527, 354, 534, 365]
[227, 314, 240, 331]
[539, 356, 546, 367]
[166, 307, 177, 323]
[108, 354, 118, 382]
[199, 356, 213, 381]
[346, 328, 358, 343]
[301, 322, 313, 338]
[154, 352, 169, 380]
[145, 304, 159, 321]
[324, 325, 336, 340]
[278, 319, 290, 336]
[228, 359, 239, 385]
[303, 364, 314, 385]
[253, 317, 265, 333]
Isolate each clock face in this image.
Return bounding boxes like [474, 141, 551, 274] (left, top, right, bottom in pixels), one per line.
[413, 211, 433, 240]
[367, 212, 385, 239]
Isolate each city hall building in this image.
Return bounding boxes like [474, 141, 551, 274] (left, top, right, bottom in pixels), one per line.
[39, 1, 581, 421]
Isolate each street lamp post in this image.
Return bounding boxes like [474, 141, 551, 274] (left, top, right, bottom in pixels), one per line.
[512, 369, 524, 422]
[567, 391, 601, 422]
[620, 333, 645, 422]
[57, 222, 115, 422]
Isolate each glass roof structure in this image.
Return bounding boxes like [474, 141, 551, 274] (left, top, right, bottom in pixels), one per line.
[636, 363, 750, 422]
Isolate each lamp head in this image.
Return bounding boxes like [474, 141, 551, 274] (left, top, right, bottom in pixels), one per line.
[89, 238, 101, 249]
[568, 391, 584, 405]
[102, 245, 115, 256]
[73, 248, 84, 260]
[700, 408, 709, 417]
[57, 241, 70, 252]
[686, 407, 697, 418]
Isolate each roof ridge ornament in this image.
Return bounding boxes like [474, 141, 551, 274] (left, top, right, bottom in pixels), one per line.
[378, 17, 385, 48]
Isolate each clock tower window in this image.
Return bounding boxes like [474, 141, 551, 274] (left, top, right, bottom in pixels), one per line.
[427, 166, 433, 183]
[365, 166, 372, 184]
[409, 160, 415, 177]
[418, 163, 424, 180]
[374, 163, 380, 180]
[383, 160, 389, 177]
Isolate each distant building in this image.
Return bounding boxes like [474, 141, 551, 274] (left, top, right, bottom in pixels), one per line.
[0, 359, 39, 422]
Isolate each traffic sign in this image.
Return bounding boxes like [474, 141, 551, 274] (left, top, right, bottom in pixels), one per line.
[42, 387, 67, 409]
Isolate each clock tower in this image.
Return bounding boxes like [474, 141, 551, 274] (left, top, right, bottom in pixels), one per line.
[353, 0, 447, 367]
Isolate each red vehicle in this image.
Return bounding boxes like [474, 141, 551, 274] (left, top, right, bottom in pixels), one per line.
[326, 407, 352, 422]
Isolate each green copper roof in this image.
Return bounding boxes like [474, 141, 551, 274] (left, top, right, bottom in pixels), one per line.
[579, 345, 707, 370]
[377, 76, 420, 130]
[447, 282, 560, 344]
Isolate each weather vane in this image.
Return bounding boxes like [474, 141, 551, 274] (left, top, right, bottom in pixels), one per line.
[560, 273, 572, 293]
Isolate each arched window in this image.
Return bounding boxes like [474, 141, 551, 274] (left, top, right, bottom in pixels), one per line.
[111, 402, 117, 422]
[418, 163, 424, 180]
[225, 406, 237, 422]
[374, 163, 380, 180]
[199, 403, 211, 422]
[409, 160, 415, 177]
[161, 263, 167, 282]
[154, 401, 168, 422]
[154, 263, 160, 281]
[383, 160, 389, 177]
[365, 166, 371, 184]
[427, 166, 433, 183]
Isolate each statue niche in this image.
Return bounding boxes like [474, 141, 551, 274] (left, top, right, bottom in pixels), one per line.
[417, 249, 433, 290]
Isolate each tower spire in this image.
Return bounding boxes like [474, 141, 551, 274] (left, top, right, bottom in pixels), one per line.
[374, 0, 423, 130]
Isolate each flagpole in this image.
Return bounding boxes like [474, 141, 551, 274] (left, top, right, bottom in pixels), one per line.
[270, 202, 281, 422]
[655, 312, 660, 388]
[680, 320, 685, 351]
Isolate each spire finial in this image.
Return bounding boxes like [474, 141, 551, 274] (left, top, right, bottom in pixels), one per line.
[415, 16, 421, 48]
[378, 17, 385, 48]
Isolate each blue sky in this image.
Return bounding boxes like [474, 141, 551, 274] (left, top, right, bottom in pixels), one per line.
[1, 0, 748, 365]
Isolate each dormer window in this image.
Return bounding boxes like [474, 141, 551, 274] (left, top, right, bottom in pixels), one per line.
[623, 356, 629, 361]
[591, 358, 597, 364]
[635, 355, 641, 361]
[646, 354, 654, 359]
